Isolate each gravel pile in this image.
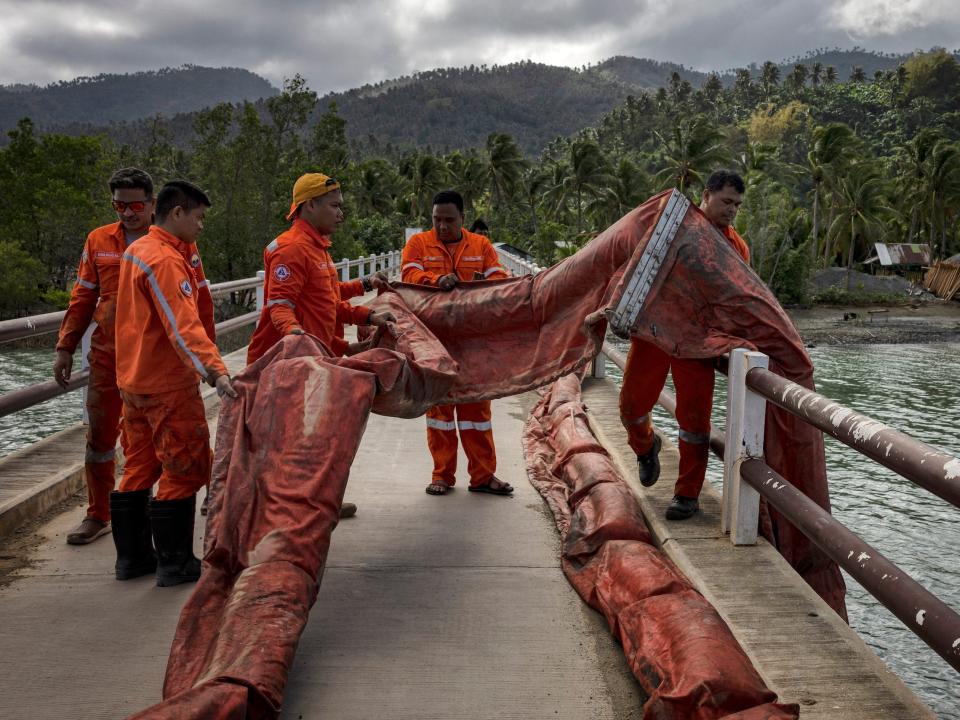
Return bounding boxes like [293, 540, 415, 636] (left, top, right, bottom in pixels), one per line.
[809, 268, 912, 295]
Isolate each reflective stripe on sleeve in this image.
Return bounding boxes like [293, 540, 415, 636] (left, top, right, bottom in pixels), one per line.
[425, 418, 457, 431]
[76, 278, 98, 290]
[267, 299, 295, 309]
[483, 266, 503, 278]
[457, 420, 492, 432]
[121, 253, 208, 377]
[85, 447, 116, 463]
[403, 262, 425, 272]
[266, 239, 279, 253]
[678, 428, 710, 445]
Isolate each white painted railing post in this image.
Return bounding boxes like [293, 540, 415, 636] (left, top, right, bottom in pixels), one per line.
[591, 353, 607, 379]
[722, 348, 768, 545]
[255, 270, 265, 312]
[80, 323, 94, 423]
[340, 259, 349, 282]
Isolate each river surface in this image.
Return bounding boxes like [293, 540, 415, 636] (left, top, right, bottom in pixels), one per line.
[603, 340, 959, 719]
[1, 343, 958, 716]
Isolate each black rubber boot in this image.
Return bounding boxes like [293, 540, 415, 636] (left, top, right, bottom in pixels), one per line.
[149, 495, 201, 587]
[110, 490, 156, 580]
[665, 495, 700, 520]
[637, 435, 662, 487]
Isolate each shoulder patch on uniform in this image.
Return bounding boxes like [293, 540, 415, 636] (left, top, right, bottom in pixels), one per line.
[274, 264, 292, 282]
[81, 250, 89, 263]
[190, 252, 201, 268]
[266, 239, 280, 254]
[179, 279, 193, 297]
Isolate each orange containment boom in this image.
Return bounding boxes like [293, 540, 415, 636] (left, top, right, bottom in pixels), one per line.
[132, 190, 843, 718]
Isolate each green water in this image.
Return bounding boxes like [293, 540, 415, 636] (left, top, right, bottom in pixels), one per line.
[2, 344, 958, 716]
[605, 340, 960, 719]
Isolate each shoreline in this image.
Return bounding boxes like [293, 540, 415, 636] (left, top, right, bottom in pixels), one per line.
[788, 301, 960, 346]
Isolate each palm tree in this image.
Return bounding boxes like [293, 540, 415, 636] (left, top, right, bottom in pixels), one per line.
[850, 66, 866, 83]
[824, 66, 837, 84]
[654, 115, 730, 194]
[761, 61, 780, 99]
[400, 153, 447, 224]
[827, 163, 891, 288]
[563, 138, 614, 232]
[806, 123, 859, 264]
[926, 140, 960, 258]
[540, 160, 573, 224]
[810, 62, 823, 87]
[586, 157, 651, 227]
[445, 150, 487, 216]
[485, 133, 526, 211]
[353, 158, 401, 217]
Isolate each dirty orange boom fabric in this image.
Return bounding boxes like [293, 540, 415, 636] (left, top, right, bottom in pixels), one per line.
[115, 226, 226, 394]
[132, 191, 843, 719]
[247, 218, 370, 364]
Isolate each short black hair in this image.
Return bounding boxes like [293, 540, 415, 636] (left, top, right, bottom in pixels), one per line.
[155, 181, 212, 222]
[108, 167, 153, 197]
[432, 190, 464, 214]
[469, 218, 489, 234]
[705, 170, 745, 194]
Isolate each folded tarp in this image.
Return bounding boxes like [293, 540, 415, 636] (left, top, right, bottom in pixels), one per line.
[132, 190, 843, 718]
[523, 373, 799, 720]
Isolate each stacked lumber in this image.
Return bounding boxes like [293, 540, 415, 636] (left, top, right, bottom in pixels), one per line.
[924, 262, 960, 300]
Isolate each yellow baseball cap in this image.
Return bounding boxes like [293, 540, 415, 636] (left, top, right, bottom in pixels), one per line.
[286, 173, 340, 220]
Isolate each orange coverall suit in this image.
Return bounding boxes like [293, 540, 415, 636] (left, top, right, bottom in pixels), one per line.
[57, 222, 215, 521]
[401, 228, 508, 487]
[115, 226, 225, 501]
[247, 218, 370, 365]
[620, 225, 751, 499]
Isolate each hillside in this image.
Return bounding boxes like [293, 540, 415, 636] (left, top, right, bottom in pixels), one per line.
[321, 62, 630, 154]
[5, 48, 951, 155]
[591, 56, 709, 89]
[0, 66, 277, 134]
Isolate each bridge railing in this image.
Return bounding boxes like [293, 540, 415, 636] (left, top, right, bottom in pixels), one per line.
[0, 250, 403, 419]
[496, 249, 543, 277]
[597, 341, 960, 675]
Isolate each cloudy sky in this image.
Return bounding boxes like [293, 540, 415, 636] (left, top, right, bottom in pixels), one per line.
[1, 0, 958, 92]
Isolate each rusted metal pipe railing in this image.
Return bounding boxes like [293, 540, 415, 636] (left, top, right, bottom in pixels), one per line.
[0, 312, 258, 419]
[0, 370, 91, 418]
[746, 367, 960, 509]
[740, 457, 960, 673]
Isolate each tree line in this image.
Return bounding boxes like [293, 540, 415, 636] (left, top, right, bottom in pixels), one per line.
[0, 49, 958, 317]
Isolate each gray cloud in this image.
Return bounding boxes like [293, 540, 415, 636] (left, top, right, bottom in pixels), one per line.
[1, 0, 957, 93]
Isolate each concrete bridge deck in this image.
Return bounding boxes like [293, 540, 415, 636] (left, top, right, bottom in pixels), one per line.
[0, 345, 940, 718]
[0, 349, 643, 719]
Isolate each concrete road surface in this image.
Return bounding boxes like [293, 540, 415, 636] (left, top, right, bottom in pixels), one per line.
[0, 390, 644, 719]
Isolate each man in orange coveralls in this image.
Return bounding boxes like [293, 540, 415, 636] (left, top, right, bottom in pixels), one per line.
[620, 170, 750, 521]
[401, 190, 512, 497]
[111, 180, 236, 586]
[54, 168, 159, 546]
[247, 172, 394, 519]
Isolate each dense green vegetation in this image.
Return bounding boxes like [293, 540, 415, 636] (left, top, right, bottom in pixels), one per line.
[0, 49, 958, 317]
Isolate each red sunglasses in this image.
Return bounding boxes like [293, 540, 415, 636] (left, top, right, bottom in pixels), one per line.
[112, 200, 149, 213]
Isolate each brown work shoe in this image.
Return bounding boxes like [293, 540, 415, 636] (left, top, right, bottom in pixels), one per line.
[339, 502, 358, 519]
[66, 517, 112, 545]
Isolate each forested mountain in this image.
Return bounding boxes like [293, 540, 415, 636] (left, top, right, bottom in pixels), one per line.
[325, 62, 629, 154]
[5, 50, 949, 154]
[0, 66, 277, 135]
